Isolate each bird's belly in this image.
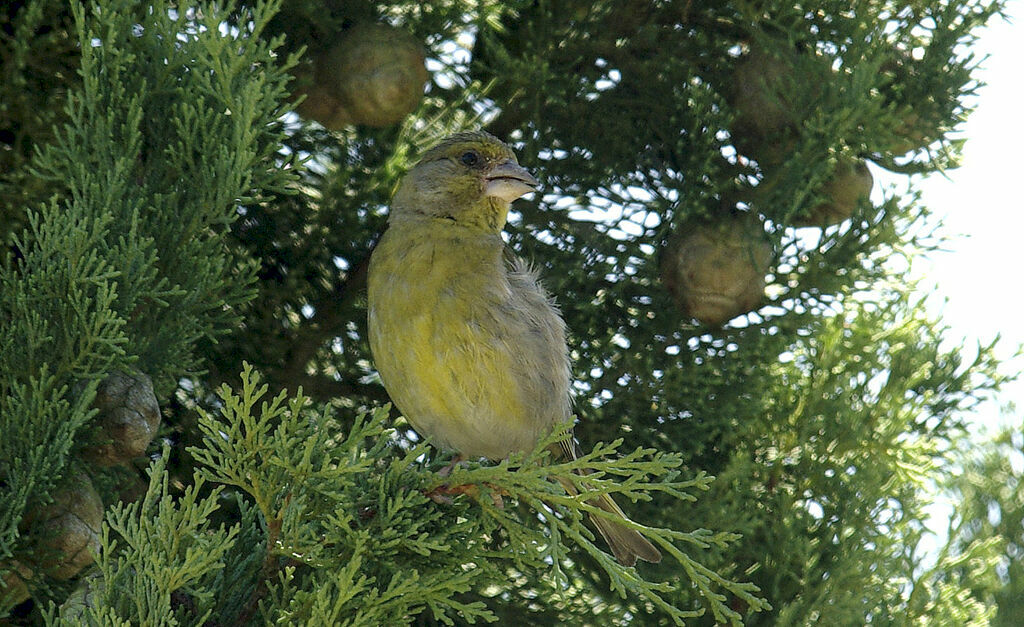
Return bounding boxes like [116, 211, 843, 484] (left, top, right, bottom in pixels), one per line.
[370, 301, 546, 459]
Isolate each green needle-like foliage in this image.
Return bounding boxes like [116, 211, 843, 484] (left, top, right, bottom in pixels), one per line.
[180, 365, 762, 624]
[1, 0, 297, 613]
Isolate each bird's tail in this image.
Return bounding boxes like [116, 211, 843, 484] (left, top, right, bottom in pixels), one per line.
[555, 475, 662, 567]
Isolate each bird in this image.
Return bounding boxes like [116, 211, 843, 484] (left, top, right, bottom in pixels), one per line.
[367, 130, 661, 566]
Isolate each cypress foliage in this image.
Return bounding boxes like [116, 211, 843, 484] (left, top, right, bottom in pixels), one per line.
[1, 0, 297, 616]
[0, 0, 1015, 624]
[945, 426, 1024, 626]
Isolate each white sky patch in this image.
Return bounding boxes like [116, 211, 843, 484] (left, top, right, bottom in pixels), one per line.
[899, 1, 1024, 423]
[876, 0, 1024, 572]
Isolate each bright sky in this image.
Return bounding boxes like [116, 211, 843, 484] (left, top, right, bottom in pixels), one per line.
[861, 3, 1024, 564]
[903, 0, 1024, 431]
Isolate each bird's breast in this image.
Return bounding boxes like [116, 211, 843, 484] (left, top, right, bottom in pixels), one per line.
[367, 223, 570, 459]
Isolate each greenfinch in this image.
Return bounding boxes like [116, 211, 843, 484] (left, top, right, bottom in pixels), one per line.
[367, 131, 661, 566]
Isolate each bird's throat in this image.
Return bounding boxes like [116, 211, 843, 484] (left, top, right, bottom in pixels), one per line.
[465, 197, 508, 232]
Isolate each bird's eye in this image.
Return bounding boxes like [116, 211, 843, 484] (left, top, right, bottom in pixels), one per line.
[460, 151, 480, 167]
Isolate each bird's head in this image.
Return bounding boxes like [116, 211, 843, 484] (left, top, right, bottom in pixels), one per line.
[390, 131, 539, 232]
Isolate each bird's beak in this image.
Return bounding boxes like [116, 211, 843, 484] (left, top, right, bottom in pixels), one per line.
[484, 160, 539, 202]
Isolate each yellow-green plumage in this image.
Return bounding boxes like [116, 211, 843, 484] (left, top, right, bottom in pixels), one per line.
[368, 131, 660, 566]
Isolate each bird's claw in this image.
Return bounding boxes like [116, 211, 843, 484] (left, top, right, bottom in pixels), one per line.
[437, 454, 465, 478]
[426, 488, 456, 505]
[423, 482, 509, 509]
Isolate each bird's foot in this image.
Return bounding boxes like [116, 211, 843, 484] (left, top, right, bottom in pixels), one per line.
[425, 485, 456, 505]
[424, 482, 509, 509]
[437, 454, 465, 478]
